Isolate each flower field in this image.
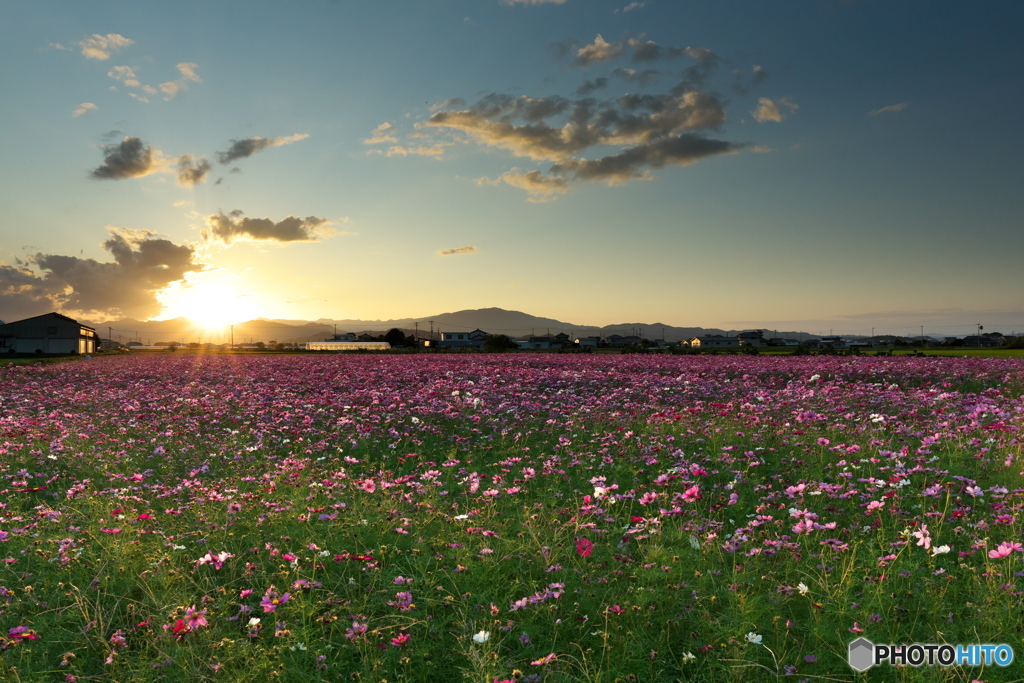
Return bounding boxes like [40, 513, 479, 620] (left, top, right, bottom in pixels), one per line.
[1, 353, 1023, 682]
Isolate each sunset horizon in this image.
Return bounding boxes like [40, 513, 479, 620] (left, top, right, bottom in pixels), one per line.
[2, 1, 1021, 337]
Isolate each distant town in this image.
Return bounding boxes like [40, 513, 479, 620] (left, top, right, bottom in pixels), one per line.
[1, 312, 1020, 356]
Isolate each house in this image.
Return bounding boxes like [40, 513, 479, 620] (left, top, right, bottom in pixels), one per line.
[767, 337, 800, 347]
[737, 330, 767, 347]
[690, 335, 741, 349]
[328, 333, 357, 342]
[0, 312, 98, 355]
[439, 329, 487, 349]
[575, 336, 601, 348]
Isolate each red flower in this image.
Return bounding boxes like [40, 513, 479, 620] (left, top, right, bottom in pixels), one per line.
[576, 538, 594, 558]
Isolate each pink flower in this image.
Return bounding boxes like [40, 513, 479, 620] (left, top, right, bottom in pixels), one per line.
[988, 541, 1023, 559]
[576, 538, 593, 558]
[184, 605, 208, 629]
[912, 524, 931, 551]
[391, 632, 410, 647]
[681, 485, 701, 503]
[531, 653, 558, 666]
[359, 479, 377, 493]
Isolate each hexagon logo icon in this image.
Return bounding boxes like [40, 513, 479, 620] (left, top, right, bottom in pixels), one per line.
[848, 637, 875, 672]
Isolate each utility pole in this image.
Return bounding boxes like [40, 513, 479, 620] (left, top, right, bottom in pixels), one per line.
[230, 325, 234, 349]
[414, 322, 419, 342]
[429, 321, 434, 341]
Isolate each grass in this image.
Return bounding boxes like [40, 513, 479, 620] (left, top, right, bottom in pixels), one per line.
[1, 353, 1023, 682]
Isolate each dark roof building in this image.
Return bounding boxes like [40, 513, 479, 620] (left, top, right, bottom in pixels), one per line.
[0, 312, 98, 355]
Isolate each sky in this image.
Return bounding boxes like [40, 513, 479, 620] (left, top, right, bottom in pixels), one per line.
[1, 0, 1022, 337]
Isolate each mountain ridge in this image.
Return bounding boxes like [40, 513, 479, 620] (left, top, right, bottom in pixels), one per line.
[85, 307, 816, 344]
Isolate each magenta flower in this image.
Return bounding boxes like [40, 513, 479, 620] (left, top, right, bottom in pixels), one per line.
[261, 590, 292, 612]
[576, 538, 593, 558]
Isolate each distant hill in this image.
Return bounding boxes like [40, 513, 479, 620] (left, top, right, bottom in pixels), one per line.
[86, 307, 816, 345]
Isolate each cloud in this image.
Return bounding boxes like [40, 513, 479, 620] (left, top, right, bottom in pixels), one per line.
[500, 0, 568, 4]
[576, 77, 608, 96]
[869, 102, 909, 116]
[611, 67, 660, 84]
[751, 97, 798, 123]
[627, 38, 687, 62]
[176, 155, 212, 187]
[215, 134, 309, 164]
[72, 102, 98, 117]
[18, 230, 203, 319]
[405, 35, 756, 200]
[78, 34, 134, 60]
[384, 145, 446, 158]
[479, 169, 569, 202]
[0, 264, 57, 320]
[364, 122, 399, 144]
[437, 245, 478, 256]
[203, 211, 333, 244]
[551, 133, 741, 185]
[107, 65, 140, 87]
[573, 35, 624, 66]
[619, 1, 645, 11]
[91, 137, 168, 179]
[160, 62, 201, 100]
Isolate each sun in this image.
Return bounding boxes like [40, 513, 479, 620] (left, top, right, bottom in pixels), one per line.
[157, 274, 263, 328]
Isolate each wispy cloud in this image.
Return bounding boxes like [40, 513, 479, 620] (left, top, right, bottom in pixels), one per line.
[437, 245, 478, 256]
[215, 134, 309, 164]
[78, 33, 134, 60]
[619, 1, 645, 11]
[203, 211, 333, 244]
[363, 122, 399, 145]
[869, 102, 909, 116]
[72, 102, 97, 117]
[160, 63, 201, 100]
[751, 97, 798, 123]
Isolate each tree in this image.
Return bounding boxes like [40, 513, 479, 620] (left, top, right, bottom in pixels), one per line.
[384, 328, 406, 347]
[483, 334, 518, 353]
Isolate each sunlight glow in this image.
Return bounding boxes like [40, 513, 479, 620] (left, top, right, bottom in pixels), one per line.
[156, 272, 263, 328]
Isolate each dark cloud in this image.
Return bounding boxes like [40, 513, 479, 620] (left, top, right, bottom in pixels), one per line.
[576, 77, 608, 96]
[19, 231, 203, 319]
[91, 137, 164, 179]
[551, 133, 742, 184]
[176, 155, 212, 186]
[0, 264, 57, 321]
[610, 67, 661, 85]
[203, 212, 332, 244]
[411, 36, 753, 200]
[215, 134, 309, 164]
[628, 39, 687, 62]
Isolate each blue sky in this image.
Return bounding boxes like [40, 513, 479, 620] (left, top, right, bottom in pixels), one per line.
[1, 0, 1022, 336]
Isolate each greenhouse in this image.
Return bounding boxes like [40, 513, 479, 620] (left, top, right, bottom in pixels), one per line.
[305, 341, 391, 351]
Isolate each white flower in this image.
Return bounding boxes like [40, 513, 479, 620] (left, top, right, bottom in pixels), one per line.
[247, 617, 261, 627]
[593, 486, 608, 499]
[453, 514, 469, 521]
[932, 545, 951, 555]
[472, 630, 490, 643]
[682, 651, 696, 662]
[745, 632, 763, 645]
[290, 642, 307, 651]
[797, 582, 809, 595]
